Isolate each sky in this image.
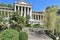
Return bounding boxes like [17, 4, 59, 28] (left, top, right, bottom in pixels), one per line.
[0, 0, 60, 12]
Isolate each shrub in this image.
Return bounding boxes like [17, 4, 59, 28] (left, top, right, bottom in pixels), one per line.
[0, 31, 3, 40]
[0, 29, 19, 40]
[26, 24, 31, 27]
[33, 24, 40, 28]
[19, 32, 28, 40]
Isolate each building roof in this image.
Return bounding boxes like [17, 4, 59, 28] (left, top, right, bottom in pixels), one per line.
[14, 1, 32, 6]
[32, 11, 43, 13]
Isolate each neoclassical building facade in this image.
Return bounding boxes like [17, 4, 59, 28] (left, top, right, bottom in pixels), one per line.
[0, 1, 44, 25]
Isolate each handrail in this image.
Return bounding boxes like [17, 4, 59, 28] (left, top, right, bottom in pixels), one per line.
[45, 30, 56, 40]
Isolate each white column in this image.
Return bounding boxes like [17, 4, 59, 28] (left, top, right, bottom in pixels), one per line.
[38, 15, 39, 20]
[24, 7, 26, 17]
[35, 15, 36, 20]
[18, 6, 19, 11]
[15, 5, 16, 11]
[7, 11, 9, 18]
[27, 7, 29, 15]
[7, 11, 10, 29]
[37, 15, 38, 20]
[21, 6, 23, 16]
[30, 7, 32, 19]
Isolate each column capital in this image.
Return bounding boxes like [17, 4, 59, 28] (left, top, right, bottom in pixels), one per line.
[15, 5, 16, 11]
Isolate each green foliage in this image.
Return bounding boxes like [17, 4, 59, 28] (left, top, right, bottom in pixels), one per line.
[0, 3, 7, 7]
[45, 6, 51, 10]
[57, 9, 60, 14]
[33, 24, 44, 28]
[0, 11, 7, 30]
[0, 29, 19, 40]
[19, 32, 28, 40]
[57, 24, 60, 33]
[10, 11, 26, 31]
[26, 24, 31, 27]
[26, 15, 30, 27]
[0, 3, 13, 8]
[26, 15, 30, 21]
[56, 17, 60, 33]
[33, 24, 40, 28]
[7, 4, 13, 8]
[44, 5, 58, 34]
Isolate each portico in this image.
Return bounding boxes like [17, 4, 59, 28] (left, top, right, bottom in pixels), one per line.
[14, 1, 32, 19]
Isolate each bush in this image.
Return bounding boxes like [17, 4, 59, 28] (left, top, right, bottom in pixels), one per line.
[26, 24, 31, 27]
[33, 24, 40, 27]
[19, 32, 28, 40]
[0, 31, 3, 40]
[0, 29, 19, 40]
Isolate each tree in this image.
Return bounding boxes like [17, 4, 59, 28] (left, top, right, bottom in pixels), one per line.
[0, 3, 7, 7]
[56, 15, 60, 34]
[10, 11, 26, 31]
[44, 5, 58, 34]
[26, 15, 30, 27]
[7, 4, 13, 8]
[0, 11, 7, 30]
[0, 3, 13, 8]
[57, 9, 60, 14]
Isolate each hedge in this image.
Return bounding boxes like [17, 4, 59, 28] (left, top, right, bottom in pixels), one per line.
[19, 32, 28, 40]
[0, 29, 19, 40]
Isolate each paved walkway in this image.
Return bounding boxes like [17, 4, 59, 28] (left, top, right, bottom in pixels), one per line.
[28, 32, 53, 40]
[23, 27, 53, 40]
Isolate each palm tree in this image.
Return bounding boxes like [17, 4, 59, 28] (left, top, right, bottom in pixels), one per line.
[10, 11, 26, 31]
